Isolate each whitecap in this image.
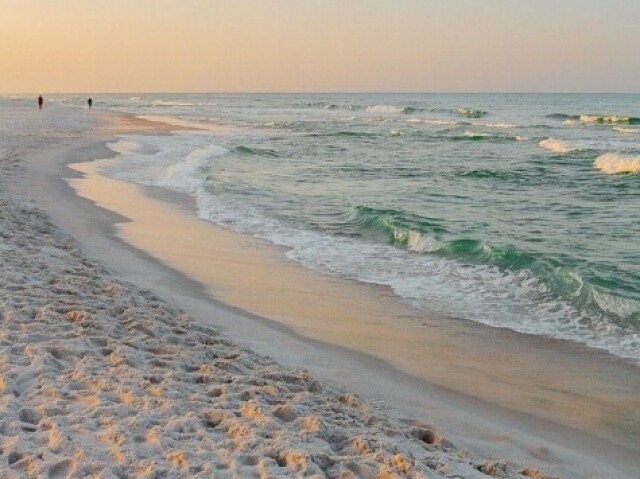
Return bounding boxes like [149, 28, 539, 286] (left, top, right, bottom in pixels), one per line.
[151, 99, 194, 107]
[463, 131, 491, 138]
[538, 138, 577, 154]
[366, 105, 403, 114]
[457, 108, 487, 118]
[580, 115, 633, 124]
[475, 122, 517, 129]
[613, 127, 639, 134]
[158, 144, 228, 192]
[593, 153, 640, 174]
[407, 118, 459, 126]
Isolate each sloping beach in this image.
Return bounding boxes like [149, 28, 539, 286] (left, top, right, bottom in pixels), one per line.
[1, 101, 638, 478]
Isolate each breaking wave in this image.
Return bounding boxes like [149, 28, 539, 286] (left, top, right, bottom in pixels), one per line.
[593, 153, 640, 174]
[547, 113, 640, 125]
[366, 105, 421, 114]
[457, 108, 487, 118]
[538, 138, 578, 154]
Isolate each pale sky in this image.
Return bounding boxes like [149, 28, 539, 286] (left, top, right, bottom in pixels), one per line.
[1, 0, 639, 93]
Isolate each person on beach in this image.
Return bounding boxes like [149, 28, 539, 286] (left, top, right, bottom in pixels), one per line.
[88, 97, 93, 109]
[38, 95, 43, 110]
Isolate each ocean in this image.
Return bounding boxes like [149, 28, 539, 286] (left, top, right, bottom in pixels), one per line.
[48, 93, 640, 362]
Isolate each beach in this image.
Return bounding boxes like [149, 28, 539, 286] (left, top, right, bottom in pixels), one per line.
[1, 100, 639, 478]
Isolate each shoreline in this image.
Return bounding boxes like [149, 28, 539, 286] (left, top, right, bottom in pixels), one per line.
[14, 110, 640, 478]
[65, 154, 640, 444]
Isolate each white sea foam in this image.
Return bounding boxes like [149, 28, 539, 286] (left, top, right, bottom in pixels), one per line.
[580, 115, 633, 124]
[366, 105, 403, 114]
[477, 122, 517, 129]
[159, 144, 227, 192]
[613, 127, 639, 134]
[407, 118, 459, 126]
[457, 108, 486, 118]
[99, 129, 640, 362]
[463, 131, 491, 138]
[139, 115, 242, 134]
[106, 139, 141, 155]
[151, 99, 194, 107]
[538, 138, 577, 154]
[593, 153, 640, 174]
[192, 190, 640, 362]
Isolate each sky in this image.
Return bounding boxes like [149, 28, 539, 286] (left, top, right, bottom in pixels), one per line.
[1, 0, 639, 93]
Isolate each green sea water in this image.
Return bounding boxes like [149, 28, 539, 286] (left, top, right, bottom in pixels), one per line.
[48, 93, 640, 361]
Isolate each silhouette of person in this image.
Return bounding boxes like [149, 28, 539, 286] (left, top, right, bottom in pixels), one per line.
[38, 95, 43, 110]
[88, 97, 93, 109]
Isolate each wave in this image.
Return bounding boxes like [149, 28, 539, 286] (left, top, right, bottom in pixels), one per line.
[106, 139, 141, 155]
[306, 131, 377, 138]
[593, 153, 640, 174]
[476, 122, 517, 129]
[547, 113, 640, 125]
[297, 102, 363, 111]
[461, 131, 491, 140]
[235, 145, 280, 157]
[365, 105, 421, 114]
[450, 131, 522, 142]
[351, 206, 447, 241]
[406, 118, 460, 126]
[151, 99, 194, 107]
[359, 206, 638, 323]
[348, 205, 639, 333]
[613, 127, 640, 134]
[458, 169, 527, 182]
[138, 115, 242, 133]
[101, 128, 640, 361]
[580, 115, 640, 125]
[158, 144, 228, 192]
[457, 108, 487, 118]
[538, 138, 577, 154]
[125, 97, 194, 107]
[366, 105, 403, 114]
[547, 113, 578, 121]
[350, 207, 538, 269]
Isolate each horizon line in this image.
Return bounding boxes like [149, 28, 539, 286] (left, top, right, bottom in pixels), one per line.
[3, 91, 640, 96]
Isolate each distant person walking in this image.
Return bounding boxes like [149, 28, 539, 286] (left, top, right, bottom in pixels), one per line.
[88, 97, 93, 109]
[38, 95, 43, 110]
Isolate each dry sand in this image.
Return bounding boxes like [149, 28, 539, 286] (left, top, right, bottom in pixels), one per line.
[2, 105, 637, 478]
[2, 195, 511, 479]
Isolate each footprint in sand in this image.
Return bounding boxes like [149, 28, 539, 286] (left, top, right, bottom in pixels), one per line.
[48, 458, 76, 479]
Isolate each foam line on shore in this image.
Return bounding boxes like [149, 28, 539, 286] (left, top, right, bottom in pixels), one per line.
[65, 151, 640, 456]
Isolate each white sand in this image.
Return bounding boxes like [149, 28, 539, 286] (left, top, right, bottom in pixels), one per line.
[2, 195, 513, 478]
[1, 103, 631, 478]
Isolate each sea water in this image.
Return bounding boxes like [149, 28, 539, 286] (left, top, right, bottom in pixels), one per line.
[52, 93, 640, 362]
